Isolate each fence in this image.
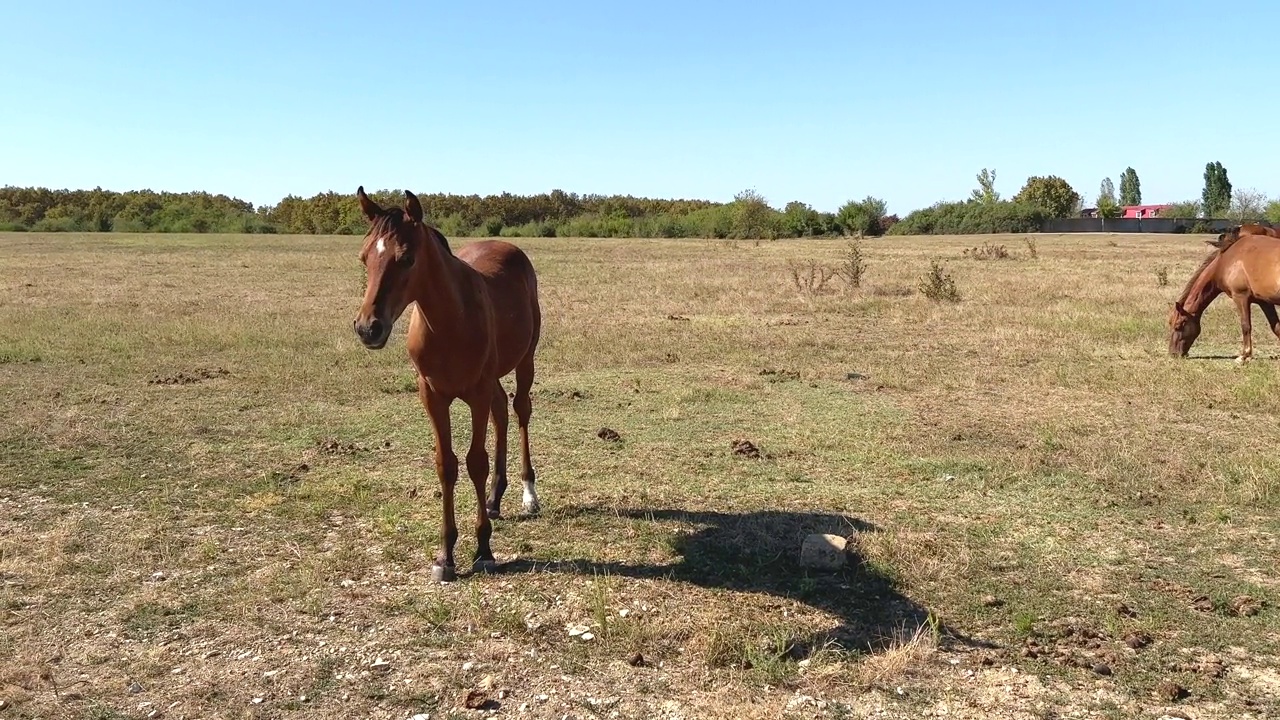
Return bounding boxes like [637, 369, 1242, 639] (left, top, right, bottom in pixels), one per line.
[1040, 217, 1263, 234]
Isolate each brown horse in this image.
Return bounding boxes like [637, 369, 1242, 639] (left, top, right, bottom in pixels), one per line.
[1207, 223, 1280, 249]
[352, 187, 542, 581]
[1169, 228, 1280, 362]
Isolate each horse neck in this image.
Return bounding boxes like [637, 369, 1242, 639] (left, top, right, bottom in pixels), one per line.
[408, 228, 466, 330]
[1179, 259, 1222, 317]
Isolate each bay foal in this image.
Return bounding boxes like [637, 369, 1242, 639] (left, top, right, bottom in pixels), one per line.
[351, 187, 542, 581]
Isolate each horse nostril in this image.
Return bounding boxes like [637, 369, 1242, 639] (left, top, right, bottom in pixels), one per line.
[368, 318, 384, 339]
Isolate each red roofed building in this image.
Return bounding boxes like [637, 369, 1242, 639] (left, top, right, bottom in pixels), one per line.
[1122, 204, 1172, 218]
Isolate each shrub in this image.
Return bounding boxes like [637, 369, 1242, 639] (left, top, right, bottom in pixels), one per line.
[919, 260, 960, 302]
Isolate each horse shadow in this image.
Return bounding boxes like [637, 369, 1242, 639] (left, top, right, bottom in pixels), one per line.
[490, 505, 996, 658]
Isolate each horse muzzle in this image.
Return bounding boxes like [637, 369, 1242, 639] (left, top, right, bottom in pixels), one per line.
[353, 317, 390, 349]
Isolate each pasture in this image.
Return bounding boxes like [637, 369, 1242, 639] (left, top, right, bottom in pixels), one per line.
[1, 230, 1278, 720]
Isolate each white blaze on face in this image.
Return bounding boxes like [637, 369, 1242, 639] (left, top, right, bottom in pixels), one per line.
[375, 237, 387, 256]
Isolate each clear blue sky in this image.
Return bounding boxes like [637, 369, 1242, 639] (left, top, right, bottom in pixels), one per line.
[3, 1, 1277, 214]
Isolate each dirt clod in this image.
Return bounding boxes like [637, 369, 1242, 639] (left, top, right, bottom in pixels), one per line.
[731, 439, 762, 458]
[665, 314, 690, 321]
[1123, 631, 1152, 649]
[1115, 602, 1137, 618]
[463, 689, 492, 710]
[1229, 594, 1262, 617]
[1092, 663, 1113, 676]
[596, 427, 622, 442]
[627, 652, 646, 667]
[1155, 680, 1190, 702]
[148, 367, 230, 386]
[981, 595, 1004, 608]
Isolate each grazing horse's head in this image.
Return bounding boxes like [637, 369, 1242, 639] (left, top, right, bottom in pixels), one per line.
[1167, 301, 1201, 357]
[352, 186, 426, 350]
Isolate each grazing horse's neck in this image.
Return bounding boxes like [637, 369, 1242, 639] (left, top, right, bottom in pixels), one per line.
[1178, 257, 1222, 317]
[409, 227, 465, 331]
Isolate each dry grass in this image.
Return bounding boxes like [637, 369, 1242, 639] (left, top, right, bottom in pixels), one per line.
[1, 230, 1279, 719]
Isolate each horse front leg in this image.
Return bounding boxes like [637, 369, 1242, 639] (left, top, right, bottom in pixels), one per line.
[465, 390, 497, 572]
[421, 384, 460, 582]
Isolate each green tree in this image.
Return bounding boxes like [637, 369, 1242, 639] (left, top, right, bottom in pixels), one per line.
[1228, 188, 1269, 221]
[836, 196, 888, 237]
[1201, 162, 1232, 217]
[1163, 200, 1202, 219]
[1012, 176, 1081, 218]
[1096, 177, 1121, 218]
[1266, 199, 1280, 224]
[970, 168, 1000, 204]
[728, 188, 778, 239]
[1119, 167, 1141, 206]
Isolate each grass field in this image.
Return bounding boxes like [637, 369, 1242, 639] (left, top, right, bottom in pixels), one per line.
[2, 230, 1278, 720]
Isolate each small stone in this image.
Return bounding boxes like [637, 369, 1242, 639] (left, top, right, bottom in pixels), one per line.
[410, 714, 430, 720]
[627, 652, 645, 667]
[980, 595, 1004, 608]
[128, 681, 144, 694]
[567, 624, 589, 637]
[149, 571, 167, 582]
[299, 695, 309, 702]
[147, 711, 161, 719]
[799, 533, 848, 571]
[580, 632, 595, 641]
[462, 661, 476, 671]
[370, 659, 391, 672]
[251, 697, 264, 704]
[170, 667, 184, 675]
[618, 608, 630, 618]
[1092, 664, 1113, 676]
[0, 700, 9, 710]
[263, 669, 281, 679]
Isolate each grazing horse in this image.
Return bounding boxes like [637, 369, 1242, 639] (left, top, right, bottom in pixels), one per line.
[351, 187, 542, 581]
[1206, 223, 1280, 249]
[1169, 228, 1280, 362]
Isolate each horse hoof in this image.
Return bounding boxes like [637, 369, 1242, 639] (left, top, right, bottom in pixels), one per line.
[486, 507, 502, 520]
[473, 559, 498, 574]
[430, 564, 457, 583]
[521, 501, 541, 517]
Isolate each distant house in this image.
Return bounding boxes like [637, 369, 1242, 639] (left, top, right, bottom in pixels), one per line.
[1122, 204, 1172, 218]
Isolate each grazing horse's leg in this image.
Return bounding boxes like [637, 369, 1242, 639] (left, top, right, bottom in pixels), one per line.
[421, 384, 460, 582]
[1259, 303, 1280, 347]
[486, 380, 510, 520]
[1233, 294, 1254, 364]
[464, 391, 497, 571]
[513, 353, 540, 516]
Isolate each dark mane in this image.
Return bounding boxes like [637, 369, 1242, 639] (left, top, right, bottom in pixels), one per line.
[370, 207, 452, 256]
[1176, 246, 1221, 305]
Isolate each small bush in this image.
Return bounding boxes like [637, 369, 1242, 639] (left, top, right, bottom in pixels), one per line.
[837, 239, 867, 289]
[787, 259, 838, 297]
[1155, 267, 1170, 287]
[1025, 237, 1038, 259]
[919, 260, 960, 302]
[962, 243, 1010, 260]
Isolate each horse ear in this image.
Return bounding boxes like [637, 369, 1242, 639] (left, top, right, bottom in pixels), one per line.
[403, 190, 424, 223]
[357, 186, 382, 221]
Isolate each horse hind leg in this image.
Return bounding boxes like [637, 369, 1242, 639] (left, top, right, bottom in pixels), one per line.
[513, 353, 540, 516]
[485, 379, 510, 520]
[1234, 295, 1254, 364]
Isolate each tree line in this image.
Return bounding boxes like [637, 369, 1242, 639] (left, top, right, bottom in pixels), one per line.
[3, 162, 1278, 238]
